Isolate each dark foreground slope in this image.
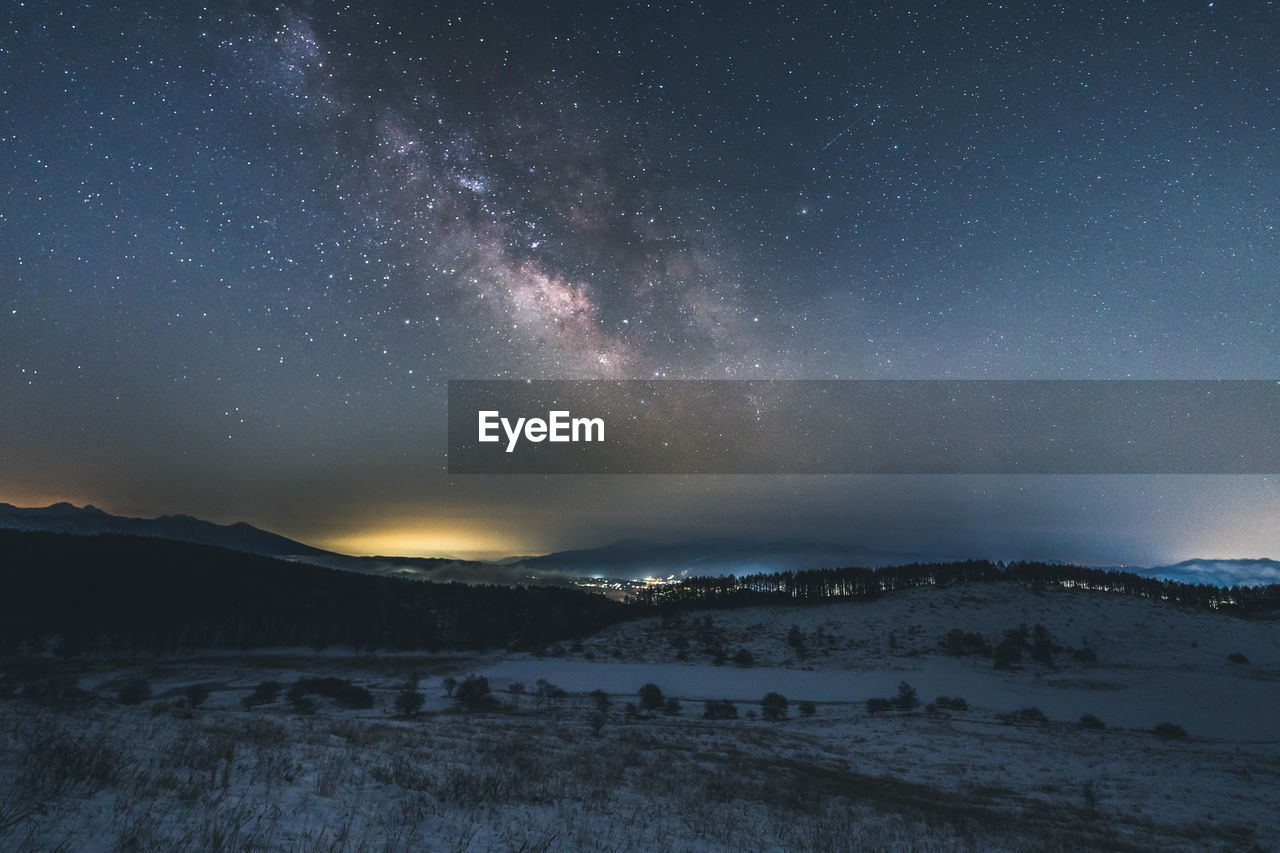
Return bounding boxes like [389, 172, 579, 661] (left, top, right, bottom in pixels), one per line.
[0, 530, 627, 656]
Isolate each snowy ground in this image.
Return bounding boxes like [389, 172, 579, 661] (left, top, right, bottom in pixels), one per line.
[2, 583, 1277, 851]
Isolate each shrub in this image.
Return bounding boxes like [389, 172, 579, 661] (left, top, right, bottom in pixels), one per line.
[798, 700, 817, 717]
[119, 678, 151, 706]
[455, 675, 495, 709]
[865, 697, 892, 714]
[507, 682, 525, 695]
[292, 694, 316, 715]
[761, 692, 788, 721]
[993, 637, 1021, 669]
[732, 648, 755, 667]
[703, 699, 738, 720]
[637, 683, 664, 711]
[942, 629, 989, 657]
[1078, 713, 1106, 730]
[1016, 706, 1048, 724]
[591, 689, 612, 712]
[535, 681, 566, 705]
[185, 683, 210, 709]
[395, 691, 424, 716]
[935, 696, 967, 711]
[663, 697, 682, 716]
[1227, 652, 1249, 665]
[243, 681, 281, 708]
[1152, 722, 1188, 740]
[894, 681, 919, 711]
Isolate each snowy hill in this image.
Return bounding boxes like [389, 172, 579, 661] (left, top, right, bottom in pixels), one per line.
[1139, 558, 1280, 588]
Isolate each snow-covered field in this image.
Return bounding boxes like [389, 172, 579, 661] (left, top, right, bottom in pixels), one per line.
[2, 582, 1277, 851]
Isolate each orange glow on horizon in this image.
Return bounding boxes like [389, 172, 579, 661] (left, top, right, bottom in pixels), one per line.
[313, 523, 541, 561]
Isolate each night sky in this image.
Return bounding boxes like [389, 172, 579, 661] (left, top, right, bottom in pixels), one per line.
[3, 1, 1277, 563]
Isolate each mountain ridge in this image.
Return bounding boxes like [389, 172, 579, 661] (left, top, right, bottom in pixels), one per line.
[0, 502, 331, 558]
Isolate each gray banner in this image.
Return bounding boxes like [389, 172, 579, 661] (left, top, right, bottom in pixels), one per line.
[447, 380, 1280, 474]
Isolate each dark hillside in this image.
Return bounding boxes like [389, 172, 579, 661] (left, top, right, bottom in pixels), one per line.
[0, 530, 628, 656]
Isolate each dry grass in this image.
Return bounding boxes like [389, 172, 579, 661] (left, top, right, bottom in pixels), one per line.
[0, 662, 1273, 853]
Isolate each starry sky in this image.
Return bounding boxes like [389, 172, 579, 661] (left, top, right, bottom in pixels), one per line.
[2, 1, 1278, 563]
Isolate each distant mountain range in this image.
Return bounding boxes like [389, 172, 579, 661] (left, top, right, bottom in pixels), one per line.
[0, 502, 331, 558]
[1133, 558, 1280, 588]
[2, 502, 1276, 589]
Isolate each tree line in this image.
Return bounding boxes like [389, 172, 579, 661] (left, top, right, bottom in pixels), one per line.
[632, 559, 1280, 615]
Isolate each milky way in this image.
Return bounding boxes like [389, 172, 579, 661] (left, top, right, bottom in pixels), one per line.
[2, 1, 1278, 561]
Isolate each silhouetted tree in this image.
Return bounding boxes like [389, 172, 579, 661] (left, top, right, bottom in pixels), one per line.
[761, 692, 788, 721]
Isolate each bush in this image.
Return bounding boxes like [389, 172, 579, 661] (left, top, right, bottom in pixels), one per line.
[1016, 706, 1048, 724]
[1078, 713, 1106, 730]
[185, 683, 210, 709]
[761, 692, 788, 721]
[1227, 652, 1249, 665]
[993, 637, 1021, 669]
[865, 697, 892, 714]
[663, 697, 682, 716]
[1152, 721, 1188, 740]
[637, 683, 664, 711]
[942, 629, 989, 657]
[732, 648, 755, 667]
[455, 675, 495, 709]
[243, 680, 281, 708]
[935, 696, 967, 711]
[291, 694, 316, 715]
[395, 691, 424, 715]
[798, 700, 817, 717]
[119, 678, 151, 706]
[703, 698, 738, 720]
[894, 681, 919, 711]
[590, 688, 611, 712]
